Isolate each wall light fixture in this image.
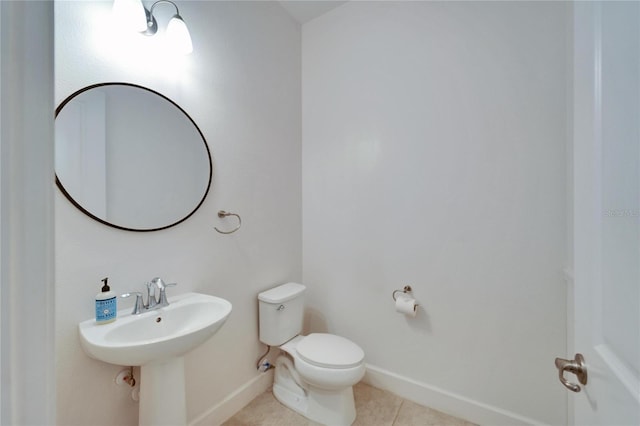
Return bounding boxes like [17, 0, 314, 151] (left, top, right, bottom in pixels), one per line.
[143, 0, 193, 54]
[113, 0, 193, 54]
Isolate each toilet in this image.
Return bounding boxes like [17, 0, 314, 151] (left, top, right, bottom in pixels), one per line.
[258, 283, 366, 426]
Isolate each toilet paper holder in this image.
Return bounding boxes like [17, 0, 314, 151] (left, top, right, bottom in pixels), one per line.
[392, 285, 418, 305]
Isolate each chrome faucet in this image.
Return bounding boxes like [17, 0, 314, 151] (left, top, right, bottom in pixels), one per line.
[150, 277, 176, 308]
[121, 277, 177, 315]
[146, 281, 158, 310]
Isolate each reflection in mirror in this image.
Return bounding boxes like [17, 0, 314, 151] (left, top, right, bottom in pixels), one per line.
[55, 83, 212, 231]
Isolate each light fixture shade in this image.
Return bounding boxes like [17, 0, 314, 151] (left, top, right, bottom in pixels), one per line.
[166, 15, 193, 54]
[112, 0, 147, 32]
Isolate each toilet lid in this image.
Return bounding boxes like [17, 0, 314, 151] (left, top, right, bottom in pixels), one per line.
[296, 333, 364, 369]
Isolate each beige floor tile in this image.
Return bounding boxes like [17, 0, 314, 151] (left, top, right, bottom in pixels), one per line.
[222, 390, 318, 426]
[392, 399, 477, 426]
[222, 382, 473, 426]
[352, 382, 402, 426]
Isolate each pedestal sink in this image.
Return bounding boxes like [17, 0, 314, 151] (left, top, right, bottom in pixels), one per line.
[79, 292, 232, 426]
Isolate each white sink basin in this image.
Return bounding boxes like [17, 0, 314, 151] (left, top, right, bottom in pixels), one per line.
[79, 292, 232, 366]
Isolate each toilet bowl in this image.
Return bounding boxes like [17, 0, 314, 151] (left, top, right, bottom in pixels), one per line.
[273, 334, 365, 425]
[258, 283, 366, 425]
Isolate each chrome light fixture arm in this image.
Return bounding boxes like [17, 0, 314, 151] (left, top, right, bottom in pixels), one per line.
[140, 0, 193, 54]
[142, 0, 179, 36]
[113, 0, 193, 54]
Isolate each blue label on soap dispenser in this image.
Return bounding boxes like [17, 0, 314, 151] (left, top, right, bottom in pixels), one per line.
[96, 297, 117, 323]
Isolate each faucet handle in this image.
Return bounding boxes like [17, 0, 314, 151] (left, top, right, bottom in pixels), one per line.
[150, 277, 176, 289]
[157, 282, 177, 307]
[151, 277, 174, 290]
[121, 292, 144, 315]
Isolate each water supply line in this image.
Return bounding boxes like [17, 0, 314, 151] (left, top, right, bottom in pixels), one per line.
[256, 345, 273, 372]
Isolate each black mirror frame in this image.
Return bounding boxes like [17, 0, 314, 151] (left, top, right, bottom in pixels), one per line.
[55, 82, 213, 232]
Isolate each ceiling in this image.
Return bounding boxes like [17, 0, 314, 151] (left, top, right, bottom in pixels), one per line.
[278, 1, 348, 24]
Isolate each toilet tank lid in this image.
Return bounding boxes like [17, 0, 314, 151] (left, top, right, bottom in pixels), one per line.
[258, 282, 306, 303]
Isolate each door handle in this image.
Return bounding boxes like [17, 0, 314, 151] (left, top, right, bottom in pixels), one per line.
[554, 353, 588, 392]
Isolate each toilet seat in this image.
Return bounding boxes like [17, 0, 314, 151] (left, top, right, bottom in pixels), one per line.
[296, 333, 364, 369]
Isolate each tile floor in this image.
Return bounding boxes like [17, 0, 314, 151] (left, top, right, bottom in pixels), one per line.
[223, 382, 476, 426]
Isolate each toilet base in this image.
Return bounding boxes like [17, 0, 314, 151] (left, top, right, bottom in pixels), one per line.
[273, 382, 308, 417]
[273, 355, 357, 425]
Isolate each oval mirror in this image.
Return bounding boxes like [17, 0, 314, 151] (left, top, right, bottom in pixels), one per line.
[55, 83, 212, 231]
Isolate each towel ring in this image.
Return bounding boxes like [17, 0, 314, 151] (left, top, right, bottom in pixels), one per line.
[214, 210, 241, 234]
[392, 285, 414, 301]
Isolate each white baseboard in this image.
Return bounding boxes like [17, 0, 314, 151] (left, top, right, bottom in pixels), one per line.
[362, 364, 547, 426]
[189, 370, 274, 426]
[188, 364, 546, 426]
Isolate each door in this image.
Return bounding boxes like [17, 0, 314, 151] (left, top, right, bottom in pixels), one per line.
[565, 1, 640, 425]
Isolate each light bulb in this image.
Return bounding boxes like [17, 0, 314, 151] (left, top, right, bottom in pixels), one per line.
[112, 0, 147, 32]
[166, 15, 193, 54]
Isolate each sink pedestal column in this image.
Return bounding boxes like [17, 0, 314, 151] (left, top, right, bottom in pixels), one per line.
[139, 357, 187, 426]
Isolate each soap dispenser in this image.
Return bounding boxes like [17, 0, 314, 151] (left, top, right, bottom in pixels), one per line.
[95, 277, 117, 324]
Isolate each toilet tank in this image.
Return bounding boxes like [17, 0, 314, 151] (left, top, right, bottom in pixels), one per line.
[258, 282, 306, 346]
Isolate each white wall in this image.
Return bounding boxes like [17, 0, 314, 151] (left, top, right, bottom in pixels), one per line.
[302, 2, 568, 425]
[55, 1, 300, 424]
[56, 1, 570, 425]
